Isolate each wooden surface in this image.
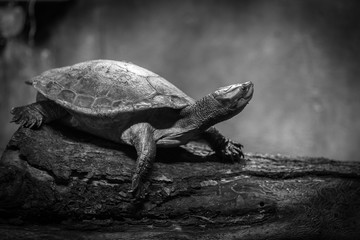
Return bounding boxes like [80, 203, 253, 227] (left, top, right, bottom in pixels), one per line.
[1, 124, 360, 240]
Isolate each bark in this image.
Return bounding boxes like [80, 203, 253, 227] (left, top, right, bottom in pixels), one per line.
[0, 124, 360, 240]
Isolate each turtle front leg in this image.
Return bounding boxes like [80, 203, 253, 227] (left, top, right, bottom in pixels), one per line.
[127, 123, 156, 198]
[202, 127, 244, 162]
[11, 100, 68, 129]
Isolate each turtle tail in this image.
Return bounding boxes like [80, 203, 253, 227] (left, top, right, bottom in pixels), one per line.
[25, 80, 33, 85]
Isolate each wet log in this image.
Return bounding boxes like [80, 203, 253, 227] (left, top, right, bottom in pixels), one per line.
[0, 124, 360, 240]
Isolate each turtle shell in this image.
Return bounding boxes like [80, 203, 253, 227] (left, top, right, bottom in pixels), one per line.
[32, 60, 194, 116]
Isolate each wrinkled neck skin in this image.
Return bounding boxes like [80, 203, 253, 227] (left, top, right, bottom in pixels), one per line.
[179, 95, 232, 131]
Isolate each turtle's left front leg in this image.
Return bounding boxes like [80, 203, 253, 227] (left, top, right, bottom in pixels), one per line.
[201, 127, 244, 162]
[127, 123, 156, 198]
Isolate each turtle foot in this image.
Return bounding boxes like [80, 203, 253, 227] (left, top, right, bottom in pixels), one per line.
[129, 173, 148, 200]
[218, 139, 244, 163]
[10, 105, 44, 129]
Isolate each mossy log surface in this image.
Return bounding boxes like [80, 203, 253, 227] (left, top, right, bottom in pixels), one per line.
[1, 124, 360, 240]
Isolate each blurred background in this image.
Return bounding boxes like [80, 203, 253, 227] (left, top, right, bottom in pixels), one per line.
[1, 0, 360, 161]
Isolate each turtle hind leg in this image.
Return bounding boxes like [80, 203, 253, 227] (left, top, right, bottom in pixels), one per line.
[11, 101, 67, 129]
[11, 105, 42, 128]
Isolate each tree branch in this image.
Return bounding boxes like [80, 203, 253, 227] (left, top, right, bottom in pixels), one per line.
[1, 124, 359, 240]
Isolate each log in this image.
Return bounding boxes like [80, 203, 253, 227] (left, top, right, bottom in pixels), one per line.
[0, 124, 360, 240]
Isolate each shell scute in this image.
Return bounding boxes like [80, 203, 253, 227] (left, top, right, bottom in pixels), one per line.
[74, 95, 95, 108]
[112, 100, 125, 108]
[106, 87, 131, 101]
[43, 81, 63, 96]
[58, 89, 76, 103]
[72, 76, 100, 96]
[120, 73, 132, 81]
[93, 98, 112, 108]
[58, 73, 77, 89]
[147, 76, 194, 104]
[95, 87, 110, 97]
[119, 62, 158, 77]
[106, 75, 156, 102]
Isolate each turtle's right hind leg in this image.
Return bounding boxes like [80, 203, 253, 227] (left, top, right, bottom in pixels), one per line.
[11, 101, 67, 129]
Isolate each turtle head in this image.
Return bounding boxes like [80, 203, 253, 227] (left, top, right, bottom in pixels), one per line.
[181, 81, 253, 131]
[211, 81, 254, 114]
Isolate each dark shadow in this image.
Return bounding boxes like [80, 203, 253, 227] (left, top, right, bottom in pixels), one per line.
[47, 122, 220, 164]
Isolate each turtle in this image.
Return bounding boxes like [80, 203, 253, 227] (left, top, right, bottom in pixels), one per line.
[11, 59, 254, 197]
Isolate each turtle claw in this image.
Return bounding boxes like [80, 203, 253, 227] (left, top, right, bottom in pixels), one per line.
[219, 139, 244, 163]
[27, 117, 39, 129]
[10, 106, 43, 129]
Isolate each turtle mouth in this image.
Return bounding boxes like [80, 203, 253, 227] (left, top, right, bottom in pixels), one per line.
[230, 82, 253, 109]
[242, 82, 254, 100]
[212, 81, 254, 109]
[235, 81, 254, 102]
